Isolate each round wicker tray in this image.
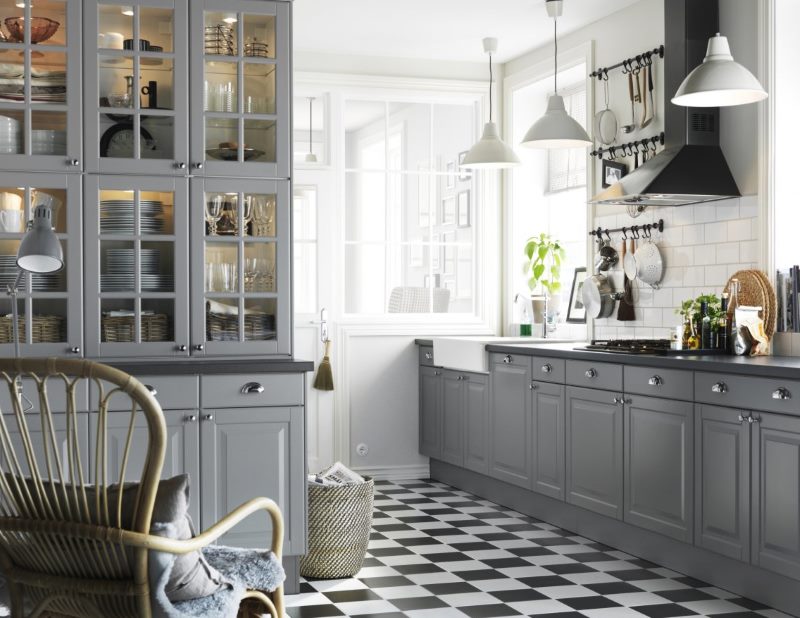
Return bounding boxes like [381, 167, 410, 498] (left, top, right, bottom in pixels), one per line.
[724, 270, 777, 338]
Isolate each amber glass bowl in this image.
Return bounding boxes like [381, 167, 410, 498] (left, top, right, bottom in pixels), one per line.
[4, 17, 60, 44]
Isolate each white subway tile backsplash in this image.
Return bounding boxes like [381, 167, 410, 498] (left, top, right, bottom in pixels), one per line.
[715, 200, 741, 221]
[683, 224, 705, 245]
[683, 266, 705, 287]
[715, 242, 740, 264]
[740, 195, 759, 218]
[704, 264, 729, 287]
[694, 244, 716, 265]
[671, 206, 695, 226]
[740, 240, 758, 263]
[670, 246, 693, 267]
[728, 218, 752, 242]
[694, 204, 718, 223]
[705, 222, 728, 244]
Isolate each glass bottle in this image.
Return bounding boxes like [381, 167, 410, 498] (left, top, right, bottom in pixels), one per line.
[718, 293, 729, 352]
[700, 301, 712, 349]
[687, 315, 700, 350]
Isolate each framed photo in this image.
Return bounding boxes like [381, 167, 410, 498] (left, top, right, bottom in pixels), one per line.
[602, 160, 628, 188]
[567, 267, 588, 323]
[457, 151, 471, 181]
[442, 196, 456, 225]
[445, 161, 456, 188]
[457, 190, 470, 228]
[431, 233, 441, 270]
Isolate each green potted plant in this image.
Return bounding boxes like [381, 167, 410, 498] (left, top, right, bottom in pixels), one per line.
[523, 233, 566, 324]
[676, 293, 723, 348]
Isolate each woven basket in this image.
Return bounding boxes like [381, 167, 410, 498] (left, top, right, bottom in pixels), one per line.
[101, 314, 170, 343]
[0, 315, 65, 344]
[299, 477, 374, 579]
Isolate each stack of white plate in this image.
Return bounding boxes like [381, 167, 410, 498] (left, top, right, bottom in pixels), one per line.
[101, 248, 173, 292]
[0, 115, 21, 155]
[31, 130, 67, 155]
[100, 200, 164, 234]
[0, 255, 65, 291]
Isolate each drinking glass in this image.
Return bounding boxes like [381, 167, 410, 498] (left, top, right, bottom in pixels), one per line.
[205, 195, 223, 236]
[252, 195, 275, 237]
[244, 257, 262, 292]
[241, 196, 254, 236]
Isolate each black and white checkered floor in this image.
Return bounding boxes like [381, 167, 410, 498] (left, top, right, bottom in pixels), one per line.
[286, 479, 792, 618]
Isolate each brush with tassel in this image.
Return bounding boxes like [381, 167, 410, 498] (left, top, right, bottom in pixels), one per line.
[313, 339, 334, 391]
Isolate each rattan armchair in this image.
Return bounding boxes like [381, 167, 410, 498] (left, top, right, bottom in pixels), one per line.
[0, 358, 285, 618]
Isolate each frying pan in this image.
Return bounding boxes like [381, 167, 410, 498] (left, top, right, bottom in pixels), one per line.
[581, 272, 621, 319]
[593, 79, 617, 146]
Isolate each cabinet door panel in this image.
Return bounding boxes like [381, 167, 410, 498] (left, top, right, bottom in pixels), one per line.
[695, 404, 750, 561]
[753, 412, 800, 579]
[566, 386, 623, 519]
[419, 367, 441, 459]
[464, 373, 490, 475]
[532, 382, 565, 500]
[624, 396, 693, 542]
[201, 407, 305, 555]
[441, 371, 464, 466]
[90, 409, 200, 524]
[489, 359, 531, 488]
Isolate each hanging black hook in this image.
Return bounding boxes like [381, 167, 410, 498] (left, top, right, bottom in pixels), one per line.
[621, 227, 628, 240]
[602, 68, 610, 81]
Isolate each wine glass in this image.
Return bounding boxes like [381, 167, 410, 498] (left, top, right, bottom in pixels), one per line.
[252, 195, 275, 237]
[241, 195, 254, 236]
[204, 195, 223, 236]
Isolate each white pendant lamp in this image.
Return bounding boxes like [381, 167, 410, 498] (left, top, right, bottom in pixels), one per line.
[672, 33, 767, 108]
[304, 97, 318, 163]
[520, 0, 592, 149]
[461, 38, 520, 170]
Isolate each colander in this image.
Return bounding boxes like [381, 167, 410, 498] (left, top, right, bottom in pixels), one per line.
[634, 239, 664, 288]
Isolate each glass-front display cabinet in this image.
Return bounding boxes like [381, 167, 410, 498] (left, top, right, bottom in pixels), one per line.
[84, 0, 189, 175]
[84, 175, 189, 358]
[0, 173, 81, 356]
[190, 178, 289, 356]
[0, 0, 81, 172]
[190, 0, 290, 179]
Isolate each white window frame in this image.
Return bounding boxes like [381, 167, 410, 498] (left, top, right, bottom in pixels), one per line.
[547, 84, 588, 194]
[502, 42, 595, 335]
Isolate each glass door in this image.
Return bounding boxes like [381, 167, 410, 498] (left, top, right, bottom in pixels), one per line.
[189, 0, 289, 179]
[84, 175, 189, 358]
[84, 0, 188, 175]
[0, 172, 81, 356]
[0, 0, 81, 172]
[190, 177, 290, 356]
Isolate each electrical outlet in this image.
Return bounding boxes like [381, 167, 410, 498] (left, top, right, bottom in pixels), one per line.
[356, 443, 369, 457]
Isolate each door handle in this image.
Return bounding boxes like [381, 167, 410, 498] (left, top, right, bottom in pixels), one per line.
[203, 414, 214, 421]
[425, 352, 433, 360]
[194, 344, 204, 352]
[144, 385, 157, 397]
[70, 346, 81, 355]
[648, 375, 663, 387]
[772, 387, 791, 401]
[529, 383, 538, 391]
[541, 363, 553, 374]
[503, 355, 513, 364]
[185, 414, 197, 422]
[177, 345, 187, 352]
[585, 368, 597, 379]
[241, 382, 265, 394]
[711, 381, 728, 394]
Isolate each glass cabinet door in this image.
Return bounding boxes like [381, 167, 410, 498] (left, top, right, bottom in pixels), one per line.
[0, 0, 81, 172]
[84, 175, 189, 358]
[190, 178, 290, 356]
[0, 173, 81, 356]
[189, 0, 290, 179]
[84, 0, 188, 175]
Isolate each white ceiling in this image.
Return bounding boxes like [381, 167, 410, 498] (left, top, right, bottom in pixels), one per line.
[293, 0, 643, 64]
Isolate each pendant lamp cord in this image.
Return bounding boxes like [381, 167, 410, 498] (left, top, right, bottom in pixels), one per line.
[488, 52, 493, 122]
[553, 17, 558, 94]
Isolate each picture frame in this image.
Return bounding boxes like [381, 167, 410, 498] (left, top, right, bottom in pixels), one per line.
[445, 161, 456, 188]
[457, 190, 470, 228]
[566, 267, 588, 323]
[442, 196, 456, 225]
[602, 160, 628, 189]
[457, 151, 471, 181]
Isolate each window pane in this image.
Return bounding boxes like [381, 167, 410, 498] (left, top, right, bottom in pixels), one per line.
[293, 96, 325, 164]
[344, 100, 385, 169]
[387, 102, 430, 171]
[433, 103, 475, 173]
[293, 186, 316, 314]
[345, 171, 385, 242]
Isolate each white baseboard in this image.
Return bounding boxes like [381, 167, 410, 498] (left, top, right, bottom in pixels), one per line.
[350, 463, 430, 481]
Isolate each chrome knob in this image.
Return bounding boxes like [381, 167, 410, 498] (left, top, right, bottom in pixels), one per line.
[194, 344, 204, 352]
[541, 363, 552, 374]
[503, 355, 512, 364]
[193, 162, 204, 170]
[434, 371, 442, 376]
[176, 162, 186, 169]
[613, 397, 622, 405]
[69, 159, 80, 167]
[70, 346, 80, 354]
[144, 385, 157, 396]
[738, 414, 748, 424]
[456, 376, 462, 381]
[648, 375, 663, 387]
[203, 414, 214, 421]
[585, 368, 597, 379]
[177, 345, 187, 352]
[772, 387, 791, 401]
[529, 383, 538, 391]
[711, 382, 728, 394]
[747, 415, 760, 424]
[425, 352, 433, 360]
[186, 414, 197, 422]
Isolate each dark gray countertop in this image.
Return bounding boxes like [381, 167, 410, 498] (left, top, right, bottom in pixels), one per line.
[95, 357, 314, 375]
[485, 342, 800, 379]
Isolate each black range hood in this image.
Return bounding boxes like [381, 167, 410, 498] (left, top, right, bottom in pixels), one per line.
[591, 0, 741, 207]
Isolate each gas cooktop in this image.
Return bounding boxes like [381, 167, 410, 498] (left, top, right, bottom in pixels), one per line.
[579, 339, 720, 355]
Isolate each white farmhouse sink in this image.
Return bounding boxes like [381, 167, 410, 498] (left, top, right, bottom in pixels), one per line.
[431, 336, 578, 373]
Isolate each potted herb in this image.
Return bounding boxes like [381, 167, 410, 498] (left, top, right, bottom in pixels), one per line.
[523, 233, 566, 323]
[677, 293, 723, 348]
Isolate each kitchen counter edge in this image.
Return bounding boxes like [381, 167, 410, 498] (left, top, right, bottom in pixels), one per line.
[97, 358, 314, 375]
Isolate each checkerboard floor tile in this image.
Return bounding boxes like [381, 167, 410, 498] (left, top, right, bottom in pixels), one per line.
[286, 479, 793, 618]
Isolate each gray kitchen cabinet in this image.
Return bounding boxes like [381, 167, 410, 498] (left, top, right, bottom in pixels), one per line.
[624, 395, 693, 542]
[419, 366, 442, 459]
[190, 177, 291, 357]
[200, 406, 305, 555]
[464, 373, 490, 476]
[0, 1, 83, 174]
[752, 411, 800, 579]
[91, 408, 201, 525]
[6, 412, 89, 480]
[441, 370, 464, 466]
[83, 174, 190, 358]
[0, 173, 83, 357]
[489, 354, 531, 489]
[566, 386, 623, 519]
[531, 381, 565, 500]
[84, 0, 190, 176]
[695, 404, 751, 561]
[189, 0, 291, 179]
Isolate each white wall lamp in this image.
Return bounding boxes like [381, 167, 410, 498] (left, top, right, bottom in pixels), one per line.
[520, 0, 592, 149]
[460, 37, 520, 170]
[305, 97, 318, 163]
[672, 33, 767, 107]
